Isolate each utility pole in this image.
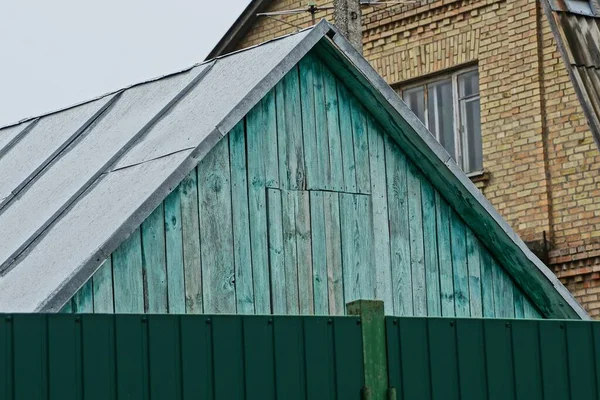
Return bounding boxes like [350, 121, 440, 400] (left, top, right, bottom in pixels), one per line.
[333, 0, 364, 54]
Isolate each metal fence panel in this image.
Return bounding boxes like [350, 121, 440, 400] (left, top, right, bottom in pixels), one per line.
[386, 317, 600, 400]
[0, 314, 364, 400]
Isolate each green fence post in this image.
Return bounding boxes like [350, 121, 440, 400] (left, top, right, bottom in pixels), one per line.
[347, 300, 389, 400]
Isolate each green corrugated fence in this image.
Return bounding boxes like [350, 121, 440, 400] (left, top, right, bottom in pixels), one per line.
[386, 317, 600, 400]
[0, 314, 364, 400]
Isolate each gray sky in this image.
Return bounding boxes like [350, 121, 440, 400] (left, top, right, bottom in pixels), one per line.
[0, 0, 251, 126]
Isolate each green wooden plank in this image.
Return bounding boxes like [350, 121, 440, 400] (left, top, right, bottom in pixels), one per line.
[428, 319, 459, 400]
[479, 248, 496, 318]
[333, 317, 364, 399]
[367, 117, 393, 314]
[198, 138, 236, 314]
[310, 191, 329, 315]
[455, 319, 487, 400]
[180, 315, 213, 399]
[229, 121, 255, 314]
[304, 317, 336, 399]
[340, 193, 374, 304]
[436, 193, 455, 317]
[337, 82, 357, 192]
[323, 192, 344, 315]
[81, 315, 116, 400]
[114, 315, 148, 399]
[566, 322, 598, 399]
[398, 318, 431, 400]
[266, 189, 287, 314]
[164, 189, 186, 314]
[13, 315, 48, 400]
[112, 229, 144, 313]
[60, 301, 73, 313]
[179, 169, 203, 314]
[349, 96, 371, 194]
[246, 102, 271, 314]
[282, 190, 300, 314]
[493, 259, 515, 318]
[466, 228, 483, 318]
[323, 62, 344, 191]
[450, 210, 470, 317]
[48, 315, 80, 400]
[72, 279, 94, 313]
[512, 320, 543, 400]
[484, 319, 515, 400]
[273, 317, 307, 400]
[407, 163, 426, 316]
[514, 287, 525, 318]
[299, 56, 320, 189]
[141, 203, 168, 313]
[147, 316, 182, 399]
[539, 321, 570, 400]
[92, 258, 114, 313]
[421, 180, 441, 316]
[313, 56, 332, 190]
[347, 300, 388, 400]
[263, 91, 280, 188]
[385, 138, 413, 316]
[295, 191, 314, 314]
[243, 316, 276, 400]
[0, 316, 11, 400]
[524, 297, 543, 318]
[277, 67, 305, 190]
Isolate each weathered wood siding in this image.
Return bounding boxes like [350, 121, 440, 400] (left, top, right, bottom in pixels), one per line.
[67, 52, 543, 319]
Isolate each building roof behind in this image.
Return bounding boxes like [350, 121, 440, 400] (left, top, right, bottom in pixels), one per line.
[543, 0, 600, 148]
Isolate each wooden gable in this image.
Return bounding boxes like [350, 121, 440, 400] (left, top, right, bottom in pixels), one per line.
[65, 51, 542, 319]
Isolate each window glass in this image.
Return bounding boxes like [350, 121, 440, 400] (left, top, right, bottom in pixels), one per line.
[403, 86, 426, 124]
[427, 79, 455, 160]
[458, 71, 478, 98]
[461, 98, 482, 172]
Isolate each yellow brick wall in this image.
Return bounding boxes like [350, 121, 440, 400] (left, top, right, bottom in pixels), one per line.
[234, 0, 600, 316]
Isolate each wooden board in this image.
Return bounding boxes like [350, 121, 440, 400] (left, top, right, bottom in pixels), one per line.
[466, 228, 483, 318]
[112, 229, 144, 313]
[198, 138, 235, 314]
[267, 189, 287, 314]
[386, 138, 413, 316]
[310, 191, 329, 314]
[295, 191, 314, 314]
[350, 97, 371, 194]
[282, 190, 300, 314]
[246, 101, 271, 314]
[340, 193, 374, 304]
[436, 193, 455, 317]
[407, 163, 427, 316]
[180, 170, 203, 314]
[367, 117, 393, 314]
[229, 122, 255, 314]
[141, 204, 168, 313]
[323, 63, 344, 191]
[323, 192, 344, 315]
[450, 210, 470, 317]
[337, 83, 357, 193]
[299, 56, 320, 189]
[164, 189, 185, 314]
[421, 180, 441, 316]
[73, 279, 94, 313]
[479, 248, 496, 318]
[92, 258, 114, 313]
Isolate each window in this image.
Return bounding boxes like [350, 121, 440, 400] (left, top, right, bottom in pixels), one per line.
[400, 68, 483, 174]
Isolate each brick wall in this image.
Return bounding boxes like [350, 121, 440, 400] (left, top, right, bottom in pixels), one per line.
[234, 0, 600, 317]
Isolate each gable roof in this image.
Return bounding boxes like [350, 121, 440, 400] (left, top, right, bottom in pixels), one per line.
[0, 21, 588, 319]
[541, 0, 600, 150]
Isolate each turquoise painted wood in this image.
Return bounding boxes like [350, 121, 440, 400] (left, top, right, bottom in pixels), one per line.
[68, 51, 544, 320]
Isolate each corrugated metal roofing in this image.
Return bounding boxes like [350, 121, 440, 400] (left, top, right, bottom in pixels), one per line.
[543, 1, 600, 148]
[0, 24, 326, 312]
[0, 20, 587, 319]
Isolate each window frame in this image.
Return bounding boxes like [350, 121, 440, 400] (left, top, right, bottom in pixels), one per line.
[398, 66, 483, 176]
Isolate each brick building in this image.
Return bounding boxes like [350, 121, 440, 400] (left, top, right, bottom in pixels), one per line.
[209, 0, 600, 315]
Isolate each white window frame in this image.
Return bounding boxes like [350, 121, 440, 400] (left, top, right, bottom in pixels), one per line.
[398, 66, 483, 175]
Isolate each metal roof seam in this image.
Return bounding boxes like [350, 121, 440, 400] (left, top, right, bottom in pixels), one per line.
[0, 118, 40, 160]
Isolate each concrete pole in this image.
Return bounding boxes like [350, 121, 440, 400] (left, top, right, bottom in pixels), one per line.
[333, 0, 364, 54]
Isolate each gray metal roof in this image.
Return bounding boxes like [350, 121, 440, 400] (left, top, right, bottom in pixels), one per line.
[0, 20, 588, 319]
[0, 23, 327, 312]
[542, 0, 600, 149]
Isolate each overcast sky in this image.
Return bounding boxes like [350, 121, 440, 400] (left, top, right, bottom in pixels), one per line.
[0, 0, 251, 126]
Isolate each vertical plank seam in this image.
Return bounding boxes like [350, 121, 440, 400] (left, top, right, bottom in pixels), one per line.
[244, 116, 258, 316]
[227, 133, 240, 314]
[296, 65, 308, 191]
[194, 167, 205, 314]
[162, 201, 171, 313]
